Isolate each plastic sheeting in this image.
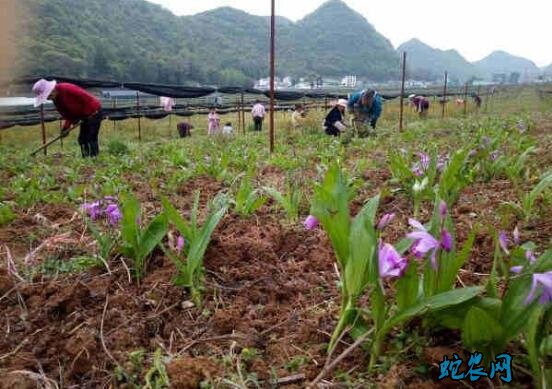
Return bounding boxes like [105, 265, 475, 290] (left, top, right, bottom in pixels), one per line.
[123, 83, 216, 99]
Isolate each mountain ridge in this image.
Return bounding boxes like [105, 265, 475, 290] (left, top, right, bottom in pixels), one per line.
[12, 0, 545, 85]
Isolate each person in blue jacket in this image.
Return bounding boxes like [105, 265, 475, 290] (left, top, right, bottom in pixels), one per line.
[347, 89, 382, 136]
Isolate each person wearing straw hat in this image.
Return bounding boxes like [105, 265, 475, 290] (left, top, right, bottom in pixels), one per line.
[32, 79, 103, 158]
[409, 94, 430, 117]
[323, 99, 348, 136]
[347, 89, 382, 137]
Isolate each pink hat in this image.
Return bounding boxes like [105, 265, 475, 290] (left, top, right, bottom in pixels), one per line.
[32, 79, 57, 107]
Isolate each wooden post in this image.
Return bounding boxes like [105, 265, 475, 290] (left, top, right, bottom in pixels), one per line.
[441, 71, 448, 119]
[463, 83, 469, 116]
[40, 104, 47, 155]
[269, 0, 276, 153]
[136, 92, 142, 141]
[399, 51, 407, 131]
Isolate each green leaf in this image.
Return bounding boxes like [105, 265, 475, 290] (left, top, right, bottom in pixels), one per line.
[541, 335, 552, 356]
[396, 261, 420, 312]
[121, 194, 140, 251]
[462, 306, 504, 351]
[137, 214, 168, 262]
[500, 273, 540, 341]
[379, 286, 484, 341]
[311, 164, 352, 267]
[437, 228, 476, 293]
[527, 307, 545, 380]
[162, 196, 192, 241]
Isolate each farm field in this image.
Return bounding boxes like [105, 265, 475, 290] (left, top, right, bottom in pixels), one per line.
[0, 87, 551, 388]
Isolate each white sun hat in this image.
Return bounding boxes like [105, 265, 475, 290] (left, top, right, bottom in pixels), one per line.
[337, 99, 348, 108]
[32, 79, 57, 107]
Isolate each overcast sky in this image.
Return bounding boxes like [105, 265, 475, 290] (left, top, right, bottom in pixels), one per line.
[148, 0, 551, 67]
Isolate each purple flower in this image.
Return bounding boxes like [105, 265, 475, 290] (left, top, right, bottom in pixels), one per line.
[377, 213, 396, 231]
[407, 219, 441, 269]
[526, 250, 537, 263]
[499, 231, 510, 255]
[378, 242, 408, 279]
[517, 121, 527, 133]
[513, 227, 521, 246]
[176, 236, 185, 254]
[490, 150, 500, 161]
[82, 201, 102, 220]
[304, 215, 319, 230]
[105, 204, 122, 226]
[510, 266, 524, 274]
[439, 201, 448, 219]
[468, 149, 477, 158]
[418, 152, 430, 170]
[411, 152, 431, 176]
[412, 165, 425, 177]
[525, 272, 552, 305]
[440, 229, 453, 252]
[437, 155, 448, 172]
[104, 196, 117, 203]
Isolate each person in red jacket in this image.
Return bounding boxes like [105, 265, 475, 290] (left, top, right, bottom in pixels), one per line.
[32, 79, 103, 157]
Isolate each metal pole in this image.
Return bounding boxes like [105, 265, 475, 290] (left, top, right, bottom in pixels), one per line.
[269, 0, 275, 153]
[464, 83, 469, 116]
[40, 104, 47, 155]
[136, 92, 142, 141]
[241, 92, 245, 135]
[112, 98, 116, 131]
[399, 51, 407, 131]
[441, 71, 448, 119]
[59, 119, 63, 150]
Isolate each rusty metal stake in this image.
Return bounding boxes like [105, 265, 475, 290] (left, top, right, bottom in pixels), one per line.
[40, 104, 47, 155]
[464, 83, 469, 116]
[269, 0, 276, 153]
[136, 92, 142, 141]
[399, 51, 407, 131]
[441, 71, 448, 119]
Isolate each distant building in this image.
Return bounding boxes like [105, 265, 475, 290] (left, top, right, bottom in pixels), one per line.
[341, 75, 357, 88]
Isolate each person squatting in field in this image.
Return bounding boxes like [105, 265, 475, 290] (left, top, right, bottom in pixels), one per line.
[323, 99, 349, 136]
[409, 94, 430, 117]
[177, 120, 193, 138]
[251, 100, 266, 131]
[347, 89, 382, 137]
[32, 79, 103, 158]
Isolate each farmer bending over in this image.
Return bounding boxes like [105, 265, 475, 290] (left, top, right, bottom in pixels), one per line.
[323, 99, 348, 136]
[409, 94, 430, 117]
[32, 79, 103, 158]
[177, 120, 193, 138]
[251, 100, 266, 131]
[347, 89, 382, 137]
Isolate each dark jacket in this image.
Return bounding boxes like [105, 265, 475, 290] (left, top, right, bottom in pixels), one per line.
[324, 106, 344, 136]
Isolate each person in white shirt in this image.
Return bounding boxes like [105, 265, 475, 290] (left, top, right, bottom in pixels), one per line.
[222, 122, 234, 135]
[251, 100, 266, 131]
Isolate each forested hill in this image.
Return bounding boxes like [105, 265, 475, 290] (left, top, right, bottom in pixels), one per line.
[14, 0, 399, 85]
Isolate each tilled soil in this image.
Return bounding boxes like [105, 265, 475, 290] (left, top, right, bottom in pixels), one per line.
[0, 133, 549, 387]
